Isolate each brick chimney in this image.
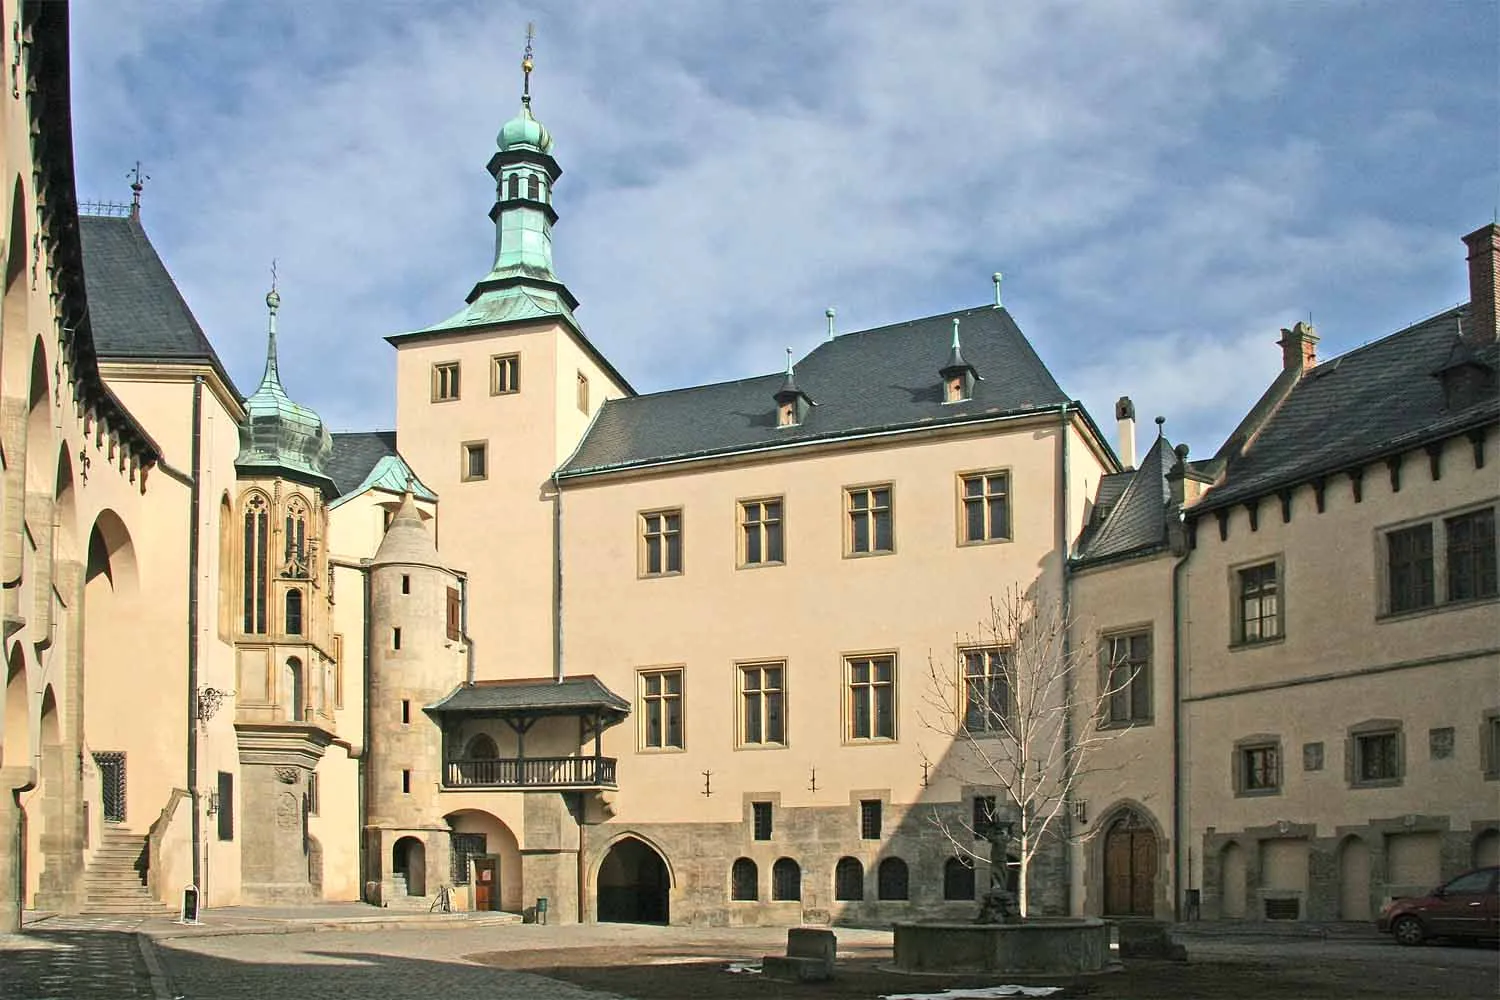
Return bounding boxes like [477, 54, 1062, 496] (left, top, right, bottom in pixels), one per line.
[1463, 223, 1499, 347]
[1277, 321, 1318, 372]
[1115, 396, 1136, 470]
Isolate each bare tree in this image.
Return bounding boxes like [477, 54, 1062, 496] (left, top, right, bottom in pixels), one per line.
[921, 585, 1141, 919]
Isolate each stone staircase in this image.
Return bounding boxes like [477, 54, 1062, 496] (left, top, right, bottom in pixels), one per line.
[383, 873, 431, 910]
[83, 827, 170, 914]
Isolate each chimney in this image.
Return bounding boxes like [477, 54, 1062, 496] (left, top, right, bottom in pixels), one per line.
[1114, 396, 1136, 470]
[1463, 223, 1499, 347]
[1277, 321, 1318, 372]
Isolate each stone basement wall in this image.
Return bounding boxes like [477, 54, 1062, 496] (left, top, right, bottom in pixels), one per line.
[584, 796, 1068, 927]
[1201, 814, 1496, 922]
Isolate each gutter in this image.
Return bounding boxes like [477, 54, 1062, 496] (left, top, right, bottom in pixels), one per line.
[1057, 402, 1074, 914]
[185, 378, 203, 890]
[1170, 545, 1191, 922]
[329, 555, 373, 896]
[552, 472, 563, 683]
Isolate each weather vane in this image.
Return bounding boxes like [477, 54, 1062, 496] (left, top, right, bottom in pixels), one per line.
[522, 22, 535, 105]
[127, 161, 150, 212]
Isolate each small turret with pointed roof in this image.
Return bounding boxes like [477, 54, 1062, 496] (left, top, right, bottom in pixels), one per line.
[373, 489, 444, 568]
[235, 276, 335, 490]
[940, 317, 982, 402]
[774, 347, 815, 427]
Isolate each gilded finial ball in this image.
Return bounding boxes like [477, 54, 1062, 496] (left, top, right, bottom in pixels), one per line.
[266, 288, 281, 311]
[522, 55, 534, 73]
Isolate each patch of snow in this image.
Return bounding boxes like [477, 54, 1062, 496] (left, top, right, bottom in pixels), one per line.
[725, 960, 762, 974]
[880, 987, 1064, 999]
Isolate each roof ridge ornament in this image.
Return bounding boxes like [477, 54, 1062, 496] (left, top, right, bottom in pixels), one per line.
[263, 259, 282, 388]
[993, 272, 1003, 309]
[826, 307, 837, 340]
[128, 161, 150, 219]
[522, 21, 535, 108]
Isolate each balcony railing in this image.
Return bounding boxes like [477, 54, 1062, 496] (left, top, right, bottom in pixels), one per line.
[443, 755, 617, 789]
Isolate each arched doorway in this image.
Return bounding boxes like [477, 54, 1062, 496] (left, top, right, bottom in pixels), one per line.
[597, 836, 670, 924]
[392, 836, 426, 896]
[1338, 836, 1371, 920]
[445, 808, 520, 913]
[1220, 842, 1247, 918]
[1103, 809, 1158, 917]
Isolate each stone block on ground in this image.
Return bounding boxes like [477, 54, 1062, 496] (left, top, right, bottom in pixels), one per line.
[761, 955, 832, 982]
[1116, 920, 1189, 961]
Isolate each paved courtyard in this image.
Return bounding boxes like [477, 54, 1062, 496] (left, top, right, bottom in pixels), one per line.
[3, 917, 1497, 999]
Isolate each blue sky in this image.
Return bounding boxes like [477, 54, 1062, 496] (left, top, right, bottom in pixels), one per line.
[70, 0, 1497, 460]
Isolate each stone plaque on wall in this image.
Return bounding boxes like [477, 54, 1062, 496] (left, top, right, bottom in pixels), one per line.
[1428, 727, 1455, 760]
[1302, 742, 1324, 771]
[238, 648, 270, 703]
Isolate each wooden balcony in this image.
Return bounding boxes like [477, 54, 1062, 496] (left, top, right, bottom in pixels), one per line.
[443, 755, 617, 790]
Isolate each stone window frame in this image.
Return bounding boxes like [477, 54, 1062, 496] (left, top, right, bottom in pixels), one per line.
[1346, 718, 1405, 789]
[844, 652, 898, 744]
[490, 353, 520, 395]
[637, 666, 686, 752]
[959, 644, 1011, 735]
[638, 507, 684, 578]
[576, 371, 590, 413]
[859, 799, 883, 840]
[1482, 710, 1500, 781]
[833, 856, 865, 901]
[431, 360, 461, 402]
[730, 857, 758, 901]
[751, 800, 774, 841]
[876, 857, 910, 900]
[956, 468, 1012, 546]
[771, 857, 801, 901]
[737, 660, 788, 749]
[1232, 734, 1283, 797]
[460, 440, 488, 482]
[1229, 555, 1285, 648]
[1376, 501, 1499, 619]
[1098, 626, 1153, 728]
[844, 482, 896, 557]
[737, 495, 786, 569]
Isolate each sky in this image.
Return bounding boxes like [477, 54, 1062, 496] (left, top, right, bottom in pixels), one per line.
[70, 0, 1497, 460]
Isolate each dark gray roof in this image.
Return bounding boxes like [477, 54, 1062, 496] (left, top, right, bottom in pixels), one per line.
[327, 431, 399, 495]
[78, 214, 241, 398]
[1196, 306, 1499, 512]
[426, 676, 630, 720]
[559, 305, 1068, 477]
[1074, 436, 1179, 564]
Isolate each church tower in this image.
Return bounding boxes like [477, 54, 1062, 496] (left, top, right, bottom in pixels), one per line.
[230, 285, 341, 903]
[363, 491, 467, 904]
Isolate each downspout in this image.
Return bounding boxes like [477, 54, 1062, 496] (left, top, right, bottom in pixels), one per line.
[1171, 544, 1191, 922]
[186, 377, 203, 892]
[460, 572, 475, 686]
[330, 555, 373, 899]
[552, 472, 563, 683]
[1057, 402, 1073, 914]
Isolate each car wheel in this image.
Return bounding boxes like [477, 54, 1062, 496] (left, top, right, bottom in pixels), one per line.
[1391, 916, 1424, 946]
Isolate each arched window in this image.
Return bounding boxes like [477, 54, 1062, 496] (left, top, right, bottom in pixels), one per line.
[284, 496, 309, 578]
[943, 857, 976, 900]
[771, 857, 801, 901]
[284, 657, 304, 722]
[242, 493, 269, 633]
[285, 588, 304, 635]
[526, 174, 539, 200]
[217, 494, 233, 639]
[507, 174, 520, 199]
[464, 733, 498, 759]
[834, 856, 864, 901]
[877, 857, 909, 900]
[730, 857, 758, 901]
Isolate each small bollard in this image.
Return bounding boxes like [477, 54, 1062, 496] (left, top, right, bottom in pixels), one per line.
[180, 884, 201, 924]
[536, 896, 548, 926]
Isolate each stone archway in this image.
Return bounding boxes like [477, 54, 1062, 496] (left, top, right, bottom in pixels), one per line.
[1220, 841, 1248, 918]
[1473, 828, 1499, 868]
[1337, 835, 1371, 920]
[597, 836, 670, 924]
[445, 808, 520, 913]
[1102, 808, 1158, 917]
[393, 836, 425, 896]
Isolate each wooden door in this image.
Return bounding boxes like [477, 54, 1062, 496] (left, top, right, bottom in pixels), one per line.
[1103, 812, 1157, 917]
[473, 857, 498, 911]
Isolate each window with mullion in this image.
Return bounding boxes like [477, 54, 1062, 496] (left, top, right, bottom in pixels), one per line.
[961, 647, 1010, 733]
[1356, 731, 1400, 783]
[641, 669, 684, 749]
[1238, 563, 1281, 642]
[1446, 508, 1497, 602]
[961, 471, 1011, 543]
[740, 498, 784, 566]
[740, 663, 786, 746]
[848, 656, 896, 741]
[641, 510, 683, 576]
[847, 485, 894, 554]
[1387, 523, 1435, 612]
[1242, 745, 1279, 792]
[1104, 632, 1152, 725]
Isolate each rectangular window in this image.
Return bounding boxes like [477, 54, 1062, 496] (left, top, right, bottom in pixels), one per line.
[973, 795, 998, 839]
[1484, 713, 1500, 779]
[393, 627, 402, 650]
[752, 801, 773, 841]
[640, 509, 683, 576]
[961, 647, 1009, 733]
[446, 587, 462, 641]
[450, 832, 487, 885]
[1353, 730, 1402, 785]
[462, 441, 488, 482]
[1239, 743, 1280, 794]
[859, 799, 883, 840]
[401, 769, 412, 794]
[1446, 508, 1497, 602]
[847, 655, 896, 741]
[739, 662, 786, 747]
[491, 354, 520, 395]
[739, 497, 785, 567]
[640, 668, 684, 750]
[432, 361, 461, 401]
[577, 371, 590, 412]
[401, 700, 411, 725]
[1237, 562, 1281, 643]
[306, 772, 320, 816]
[960, 471, 1011, 544]
[846, 484, 894, 555]
[216, 770, 234, 842]
[401, 574, 410, 595]
[1387, 523, 1435, 613]
[1103, 631, 1152, 725]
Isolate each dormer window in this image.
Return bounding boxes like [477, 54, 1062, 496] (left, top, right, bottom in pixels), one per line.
[940, 318, 981, 404]
[946, 375, 968, 403]
[778, 400, 798, 427]
[773, 349, 815, 428]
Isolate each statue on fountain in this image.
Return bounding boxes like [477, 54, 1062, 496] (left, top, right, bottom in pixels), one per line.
[975, 816, 1019, 924]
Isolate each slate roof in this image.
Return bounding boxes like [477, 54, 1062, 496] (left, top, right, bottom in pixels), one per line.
[426, 676, 630, 720]
[1195, 306, 1499, 512]
[559, 305, 1070, 477]
[1074, 435, 1180, 564]
[78, 214, 241, 398]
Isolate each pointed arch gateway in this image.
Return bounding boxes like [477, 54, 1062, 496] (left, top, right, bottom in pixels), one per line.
[596, 835, 670, 924]
[1102, 806, 1160, 917]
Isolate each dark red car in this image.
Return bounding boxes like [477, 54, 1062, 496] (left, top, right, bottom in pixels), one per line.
[1376, 866, 1498, 945]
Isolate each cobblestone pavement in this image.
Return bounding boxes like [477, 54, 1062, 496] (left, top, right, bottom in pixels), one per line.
[0, 917, 157, 999]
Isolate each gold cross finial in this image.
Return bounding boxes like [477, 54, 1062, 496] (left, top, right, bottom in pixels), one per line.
[522, 22, 535, 104]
